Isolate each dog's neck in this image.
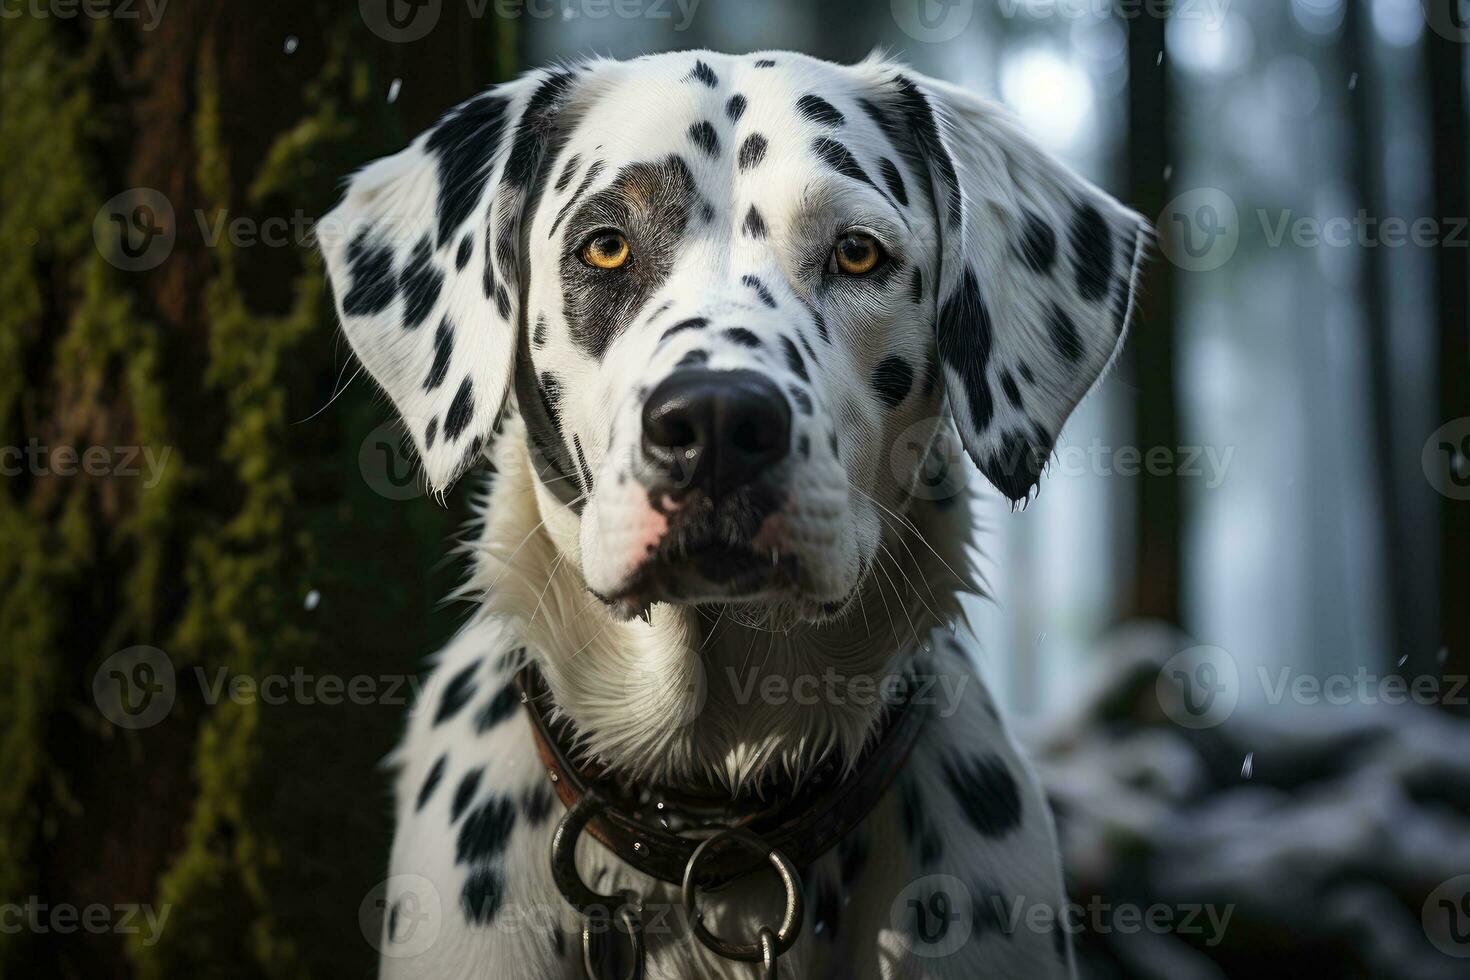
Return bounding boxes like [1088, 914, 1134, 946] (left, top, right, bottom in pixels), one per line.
[463, 423, 975, 794]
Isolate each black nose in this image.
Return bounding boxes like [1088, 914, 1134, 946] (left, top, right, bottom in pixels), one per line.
[641, 369, 792, 493]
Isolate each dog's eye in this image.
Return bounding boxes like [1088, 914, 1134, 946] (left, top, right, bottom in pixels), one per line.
[828, 233, 884, 276]
[581, 230, 631, 270]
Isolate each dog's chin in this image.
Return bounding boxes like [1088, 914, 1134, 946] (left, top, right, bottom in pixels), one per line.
[599, 543, 802, 620]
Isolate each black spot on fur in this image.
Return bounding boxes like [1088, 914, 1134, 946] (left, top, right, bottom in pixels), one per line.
[688, 59, 718, 88]
[741, 274, 777, 308]
[522, 782, 556, 826]
[1018, 362, 1036, 385]
[872, 356, 914, 408]
[797, 434, 810, 458]
[944, 754, 1022, 836]
[554, 152, 582, 192]
[434, 660, 480, 725]
[738, 133, 768, 171]
[1000, 368, 1023, 409]
[549, 160, 605, 239]
[723, 327, 762, 349]
[899, 781, 945, 867]
[416, 753, 447, 811]
[342, 232, 397, 316]
[797, 93, 845, 127]
[856, 96, 905, 149]
[444, 376, 475, 442]
[909, 267, 923, 304]
[1019, 210, 1057, 273]
[936, 267, 994, 433]
[754, 58, 776, 68]
[726, 93, 747, 122]
[474, 684, 519, 733]
[398, 236, 443, 329]
[811, 306, 829, 343]
[424, 318, 454, 391]
[782, 336, 808, 380]
[677, 348, 709, 368]
[982, 426, 1052, 503]
[798, 330, 817, 361]
[538, 372, 563, 435]
[452, 768, 483, 822]
[573, 435, 595, 493]
[878, 157, 908, 206]
[494, 283, 511, 321]
[812, 137, 874, 189]
[425, 416, 438, 449]
[689, 120, 719, 158]
[894, 75, 961, 229]
[426, 93, 509, 248]
[1070, 202, 1114, 302]
[790, 386, 813, 415]
[456, 797, 517, 864]
[502, 71, 575, 193]
[743, 205, 767, 238]
[661, 317, 709, 343]
[550, 923, 567, 958]
[1048, 303, 1084, 363]
[461, 867, 505, 925]
[532, 314, 548, 348]
[455, 234, 474, 270]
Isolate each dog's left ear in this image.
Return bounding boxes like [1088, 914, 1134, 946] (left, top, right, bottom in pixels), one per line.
[891, 71, 1148, 505]
[319, 67, 579, 492]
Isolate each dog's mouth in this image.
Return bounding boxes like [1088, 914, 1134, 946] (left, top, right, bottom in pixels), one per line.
[597, 484, 803, 617]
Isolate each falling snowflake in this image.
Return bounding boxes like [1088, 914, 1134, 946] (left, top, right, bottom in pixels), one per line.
[1241, 752, 1254, 779]
[1397, 654, 1408, 667]
[1348, 72, 1358, 90]
[284, 36, 298, 55]
[388, 78, 402, 104]
[304, 589, 321, 611]
[1163, 164, 1174, 181]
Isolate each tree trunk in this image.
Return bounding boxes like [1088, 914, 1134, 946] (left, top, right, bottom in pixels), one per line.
[1122, 9, 1182, 625]
[0, 6, 512, 976]
[1425, 9, 1469, 690]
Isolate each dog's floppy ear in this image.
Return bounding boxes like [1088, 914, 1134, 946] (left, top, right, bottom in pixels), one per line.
[892, 71, 1148, 505]
[319, 67, 578, 492]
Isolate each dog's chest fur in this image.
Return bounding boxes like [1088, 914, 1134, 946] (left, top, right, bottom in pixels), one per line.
[376, 433, 1074, 980]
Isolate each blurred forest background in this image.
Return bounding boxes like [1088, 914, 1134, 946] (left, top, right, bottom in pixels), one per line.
[1, 0, 1466, 977]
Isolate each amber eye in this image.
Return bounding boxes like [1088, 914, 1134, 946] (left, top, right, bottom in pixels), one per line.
[830, 233, 883, 276]
[581, 230, 631, 270]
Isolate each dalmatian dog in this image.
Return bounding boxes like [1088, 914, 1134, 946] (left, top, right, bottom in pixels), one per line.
[321, 50, 1144, 980]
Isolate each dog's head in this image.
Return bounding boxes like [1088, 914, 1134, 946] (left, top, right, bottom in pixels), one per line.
[322, 51, 1144, 626]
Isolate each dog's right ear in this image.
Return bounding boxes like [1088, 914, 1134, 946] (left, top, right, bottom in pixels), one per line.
[319, 67, 580, 492]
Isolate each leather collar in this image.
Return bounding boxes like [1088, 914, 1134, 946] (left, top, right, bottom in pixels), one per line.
[515, 662, 930, 888]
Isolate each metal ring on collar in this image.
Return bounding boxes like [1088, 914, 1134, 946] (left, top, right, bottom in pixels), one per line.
[680, 827, 804, 963]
